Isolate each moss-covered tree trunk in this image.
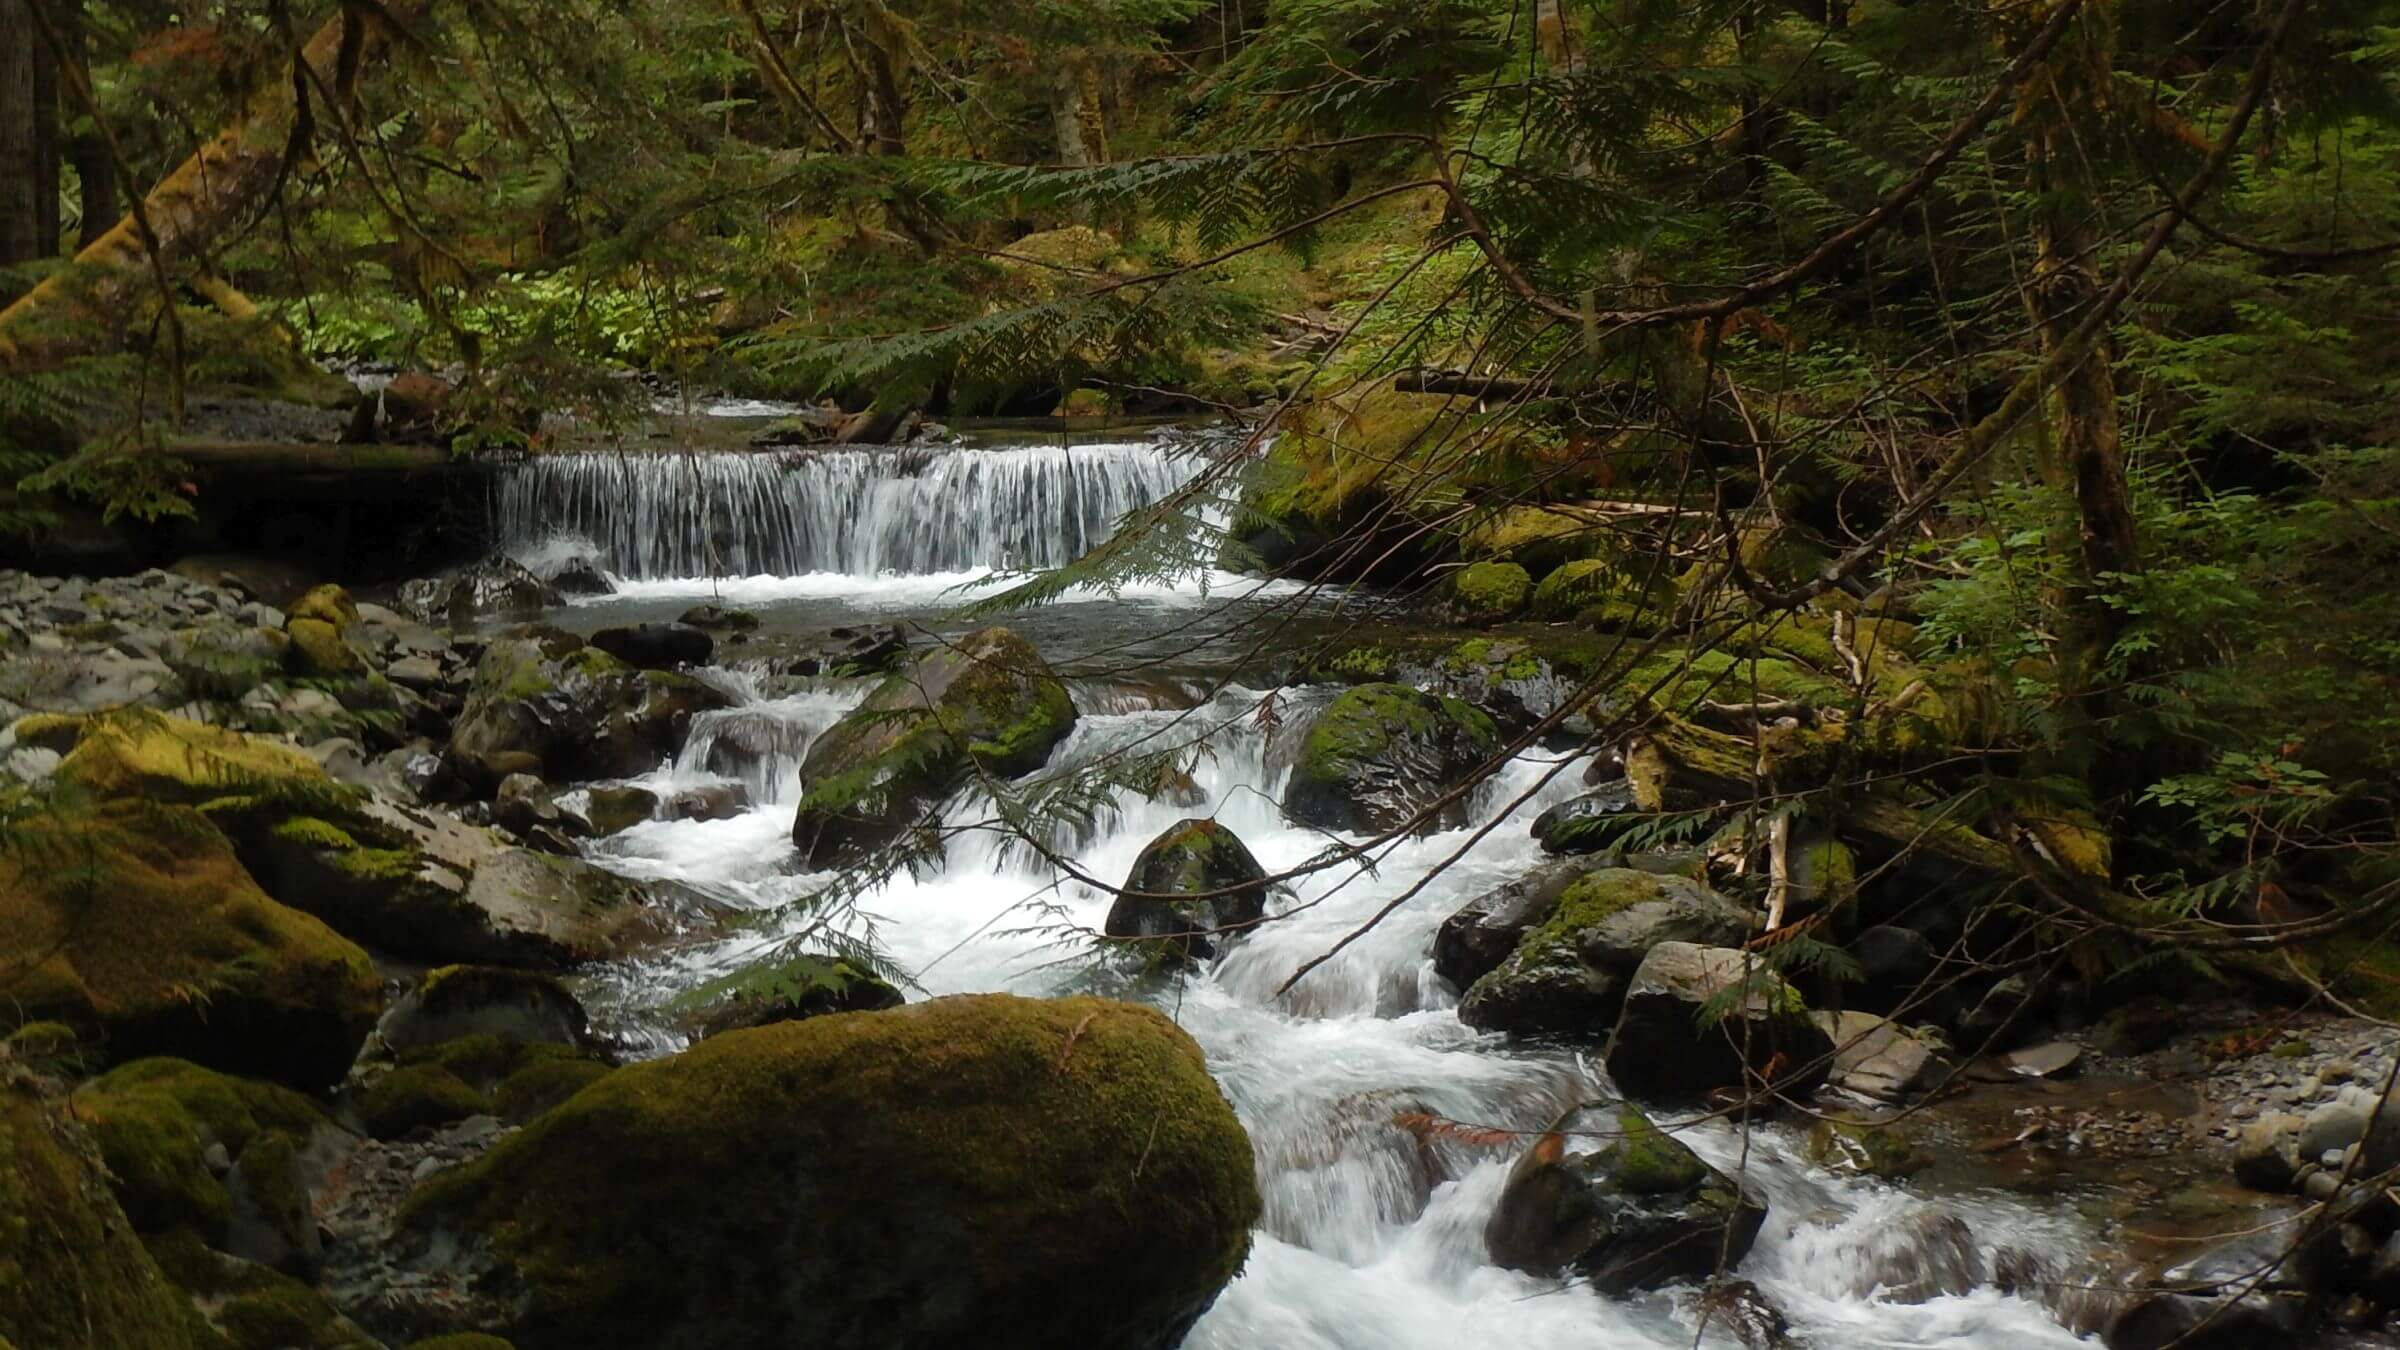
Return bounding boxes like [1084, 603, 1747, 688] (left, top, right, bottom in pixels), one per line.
[0, 0, 52, 274]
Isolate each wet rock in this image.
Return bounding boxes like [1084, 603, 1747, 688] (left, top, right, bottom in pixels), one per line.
[656, 780, 748, 823]
[1432, 858, 1592, 990]
[376, 966, 591, 1055]
[547, 556, 614, 597]
[249, 795, 689, 969]
[1687, 1279, 1797, 1349]
[1838, 1210, 1983, 1303]
[493, 773, 588, 841]
[578, 783, 659, 835]
[448, 630, 731, 785]
[1484, 1103, 1767, 1294]
[772, 622, 908, 677]
[359, 995, 1259, 1350]
[1282, 683, 1500, 836]
[1530, 782, 1638, 855]
[2003, 1040, 2083, 1079]
[1810, 1012, 1946, 1102]
[2103, 1291, 2307, 1350]
[671, 952, 905, 1039]
[791, 627, 1075, 867]
[589, 621, 712, 670]
[1459, 871, 1750, 1039]
[398, 556, 563, 628]
[1802, 1118, 1931, 1179]
[226, 1130, 326, 1277]
[2233, 1113, 2305, 1192]
[679, 602, 759, 632]
[1604, 943, 1833, 1100]
[1104, 818, 1273, 963]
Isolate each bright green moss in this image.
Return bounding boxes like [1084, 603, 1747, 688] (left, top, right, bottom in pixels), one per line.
[1450, 562, 1531, 621]
[73, 1058, 330, 1234]
[1528, 558, 1667, 622]
[1518, 870, 1671, 964]
[270, 816, 359, 851]
[285, 620, 365, 678]
[287, 585, 359, 631]
[1606, 1105, 1706, 1194]
[1294, 684, 1499, 782]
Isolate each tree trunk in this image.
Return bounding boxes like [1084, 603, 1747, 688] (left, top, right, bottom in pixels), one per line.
[71, 132, 113, 248]
[0, 0, 44, 273]
[0, 1, 426, 354]
[1050, 60, 1091, 167]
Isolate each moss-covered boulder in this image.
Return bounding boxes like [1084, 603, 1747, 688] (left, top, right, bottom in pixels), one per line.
[448, 630, 731, 786]
[288, 585, 362, 631]
[160, 623, 291, 701]
[0, 1078, 199, 1349]
[390, 994, 1258, 1350]
[666, 953, 904, 1041]
[145, 1228, 379, 1349]
[49, 710, 331, 809]
[1603, 942, 1832, 1100]
[790, 627, 1076, 867]
[0, 802, 380, 1087]
[1432, 859, 1594, 990]
[71, 1058, 336, 1240]
[353, 1035, 612, 1136]
[1282, 683, 1501, 835]
[375, 967, 589, 1056]
[1222, 390, 1465, 584]
[1103, 818, 1273, 964]
[247, 797, 679, 969]
[1483, 1103, 1767, 1294]
[1458, 870, 1751, 1038]
[1446, 562, 1531, 622]
[1527, 555, 1671, 628]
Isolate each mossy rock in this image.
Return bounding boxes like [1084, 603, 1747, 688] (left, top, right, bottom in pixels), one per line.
[1483, 1102, 1766, 1294]
[72, 1058, 332, 1236]
[285, 619, 367, 679]
[1, 1022, 82, 1073]
[0, 801, 381, 1087]
[1282, 683, 1500, 835]
[377, 966, 590, 1056]
[1803, 1118, 1932, 1180]
[450, 631, 732, 785]
[144, 1228, 376, 1349]
[161, 625, 291, 702]
[791, 627, 1076, 867]
[400, 994, 1259, 1350]
[1220, 390, 1469, 584]
[51, 711, 334, 813]
[286, 585, 360, 631]
[1457, 505, 1613, 577]
[1528, 557, 1670, 626]
[1458, 870, 1750, 1038]
[667, 953, 904, 1040]
[1102, 818, 1273, 965]
[1447, 562, 1531, 623]
[0, 1078, 200, 1349]
[1604, 942, 1831, 1100]
[356, 1064, 490, 1140]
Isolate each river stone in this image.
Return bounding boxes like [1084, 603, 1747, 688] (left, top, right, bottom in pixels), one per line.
[1604, 943, 1832, 1101]
[1104, 818, 1273, 963]
[371, 995, 1260, 1350]
[1484, 1103, 1767, 1294]
[1432, 858, 1591, 990]
[398, 556, 563, 627]
[249, 796, 685, 970]
[1837, 1210, 1983, 1303]
[448, 629, 731, 786]
[1812, 1011, 1946, 1102]
[161, 621, 290, 699]
[376, 966, 591, 1054]
[1531, 783, 1641, 855]
[548, 556, 614, 597]
[1282, 683, 1501, 836]
[589, 621, 712, 670]
[791, 627, 1076, 867]
[1460, 870, 1751, 1039]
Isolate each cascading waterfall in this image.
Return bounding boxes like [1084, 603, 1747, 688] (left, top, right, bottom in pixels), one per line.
[492, 441, 1208, 579]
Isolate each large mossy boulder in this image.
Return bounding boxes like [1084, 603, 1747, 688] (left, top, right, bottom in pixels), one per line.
[0, 801, 380, 1087]
[1432, 859, 1593, 990]
[1604, 942, 1833, 1101]
[1104, 818, 1273, 963]
[48, 709, 329, 807]
[249, 797, 680, 969]
[1484, 1103, 1767, 1294]
[1527, 556, 1671, 629]
[1445, 561, 1531, 622]
[1458, 870, 1751, 1039]
[1222, 391, 1463, 584]
[1282, 683, 1500, 835]
[790, 627, 1076, 867]
[71, 1058, 338, 1240]
[0, 1079, 199, 1350]
[389, 994, 1259, 1350]
[448, 629, 730, 786]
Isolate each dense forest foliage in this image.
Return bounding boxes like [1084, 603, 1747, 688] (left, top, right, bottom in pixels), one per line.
[8, 0, 2399, 1008]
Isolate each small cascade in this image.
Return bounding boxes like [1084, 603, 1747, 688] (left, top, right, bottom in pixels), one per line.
[492, 441, 1207, 579]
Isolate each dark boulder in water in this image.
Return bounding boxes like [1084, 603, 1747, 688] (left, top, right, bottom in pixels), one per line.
[378, 994, 1260, 1350]
[397, 557, 562, 628]
[446, 629, 730, 785]
[1459, 871, 1750, 1040]
[1603, 942, 1831, 1101]
[1432, 858, 1590, 991]
[790, 627, 1075, 867]
[546, 556, 614, 597]
[1281, 683, 1500, 836]
[1485, 1102, 1767, 1294]
[589, 622, 712, 670]
[1104, 818, 1273, 964]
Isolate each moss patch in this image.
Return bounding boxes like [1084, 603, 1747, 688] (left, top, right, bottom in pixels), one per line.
[404, 994, 1259, 1350]
[1449, 562, 1531, 622]
[71, 1058, 331, 1234]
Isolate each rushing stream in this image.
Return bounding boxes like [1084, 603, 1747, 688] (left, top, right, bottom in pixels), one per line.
[494, 433, 2098, 1349]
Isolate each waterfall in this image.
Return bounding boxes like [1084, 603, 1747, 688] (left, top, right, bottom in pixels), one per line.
[492, 441, 1206, 579]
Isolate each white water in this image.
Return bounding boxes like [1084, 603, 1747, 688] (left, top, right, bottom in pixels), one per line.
[530, 438, 2095, 1348]
[493, 441, 1206, 578]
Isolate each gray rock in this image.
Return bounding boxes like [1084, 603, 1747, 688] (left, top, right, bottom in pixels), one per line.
[1433, 859, 1590, 990]
[2232, 1113, 2305, 1192]
[1812, 1011, 1947, 1102]
[1604, 943, 1832, 1100]
[387, 654, 445, 689]
[1103, 818, 1273, 964]
[1459, 871, 1750, 1039]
